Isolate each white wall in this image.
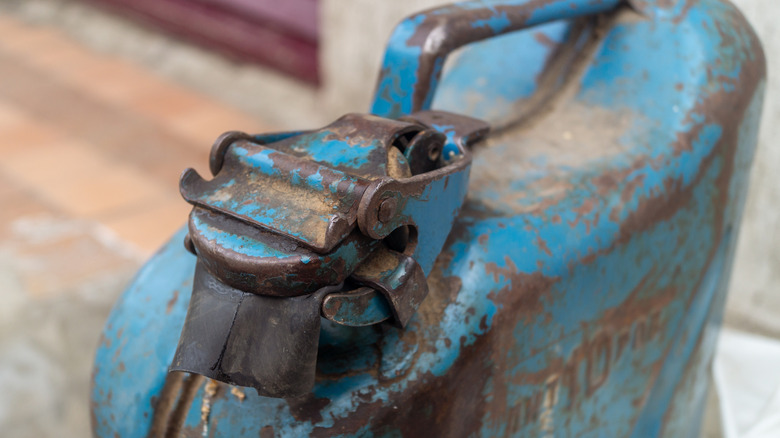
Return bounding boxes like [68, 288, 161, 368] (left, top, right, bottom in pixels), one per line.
[319, 0, 450, 117]
[724, 0, 780, 337]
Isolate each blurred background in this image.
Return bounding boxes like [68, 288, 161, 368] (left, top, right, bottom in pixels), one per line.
[0, 0, 776, 436]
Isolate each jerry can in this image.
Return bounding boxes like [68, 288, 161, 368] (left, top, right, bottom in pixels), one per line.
[91, 0, 766, 436]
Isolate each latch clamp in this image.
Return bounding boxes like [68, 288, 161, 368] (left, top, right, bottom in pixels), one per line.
[172, 110, 488, 397]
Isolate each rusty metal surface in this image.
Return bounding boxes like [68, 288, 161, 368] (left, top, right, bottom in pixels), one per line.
[171, 111, 483, 398]
[91, 0, 766, 436]
[350, 248, 429, 328]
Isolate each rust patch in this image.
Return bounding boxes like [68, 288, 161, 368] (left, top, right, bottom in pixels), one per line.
[534, 31, 558, 49]
[146, 372, 204, 438]
[260, 426, 275, 438]
[198, 379, 219, 437]
[287, 393, 331, 424]
[535, 236, 553, 257]
[486, 256, 557, 321]
[165, 290, 179, 314]
[620, 174, 646, 204]
[229, 386, 245, 402]
[592, 173, 620, 195]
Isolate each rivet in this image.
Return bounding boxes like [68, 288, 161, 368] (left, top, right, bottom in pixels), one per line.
[378, 197, 398, 223]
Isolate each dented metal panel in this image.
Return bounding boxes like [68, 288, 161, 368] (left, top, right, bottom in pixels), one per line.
[91, 0, 766, 436]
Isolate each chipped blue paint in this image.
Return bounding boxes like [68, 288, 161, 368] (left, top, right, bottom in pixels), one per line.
[430, 123, 462, 161]
[306, 168, 325, 190]
[300, 131, 384, 173]
[324, 295, 392, 327]
[233, 145, 280, 176]
[192, 213, 290, 259]
[185, 143, 366, 250]
[402, 170, 471, 275]
[93, 0, 765, 437]
[472, 11, 512, 33]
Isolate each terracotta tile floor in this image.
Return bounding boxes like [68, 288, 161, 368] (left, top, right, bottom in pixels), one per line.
[0, 14, 272, 256]
[0, 15, 275, 436]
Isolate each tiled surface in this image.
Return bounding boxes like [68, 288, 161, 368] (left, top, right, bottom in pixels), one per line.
[0, 13, 274, 438]
[0, 14, 271, 256]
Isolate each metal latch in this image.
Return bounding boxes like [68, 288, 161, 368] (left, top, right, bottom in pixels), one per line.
[171, 111, 488, 398]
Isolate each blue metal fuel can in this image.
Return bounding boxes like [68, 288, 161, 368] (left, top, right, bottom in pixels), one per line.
[91, 0, 766, 436]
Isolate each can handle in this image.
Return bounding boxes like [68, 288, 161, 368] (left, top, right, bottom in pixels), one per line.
[370, 0, 623, 119]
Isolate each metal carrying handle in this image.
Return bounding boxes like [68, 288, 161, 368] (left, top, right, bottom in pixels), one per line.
[370, 0, 623, 119]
